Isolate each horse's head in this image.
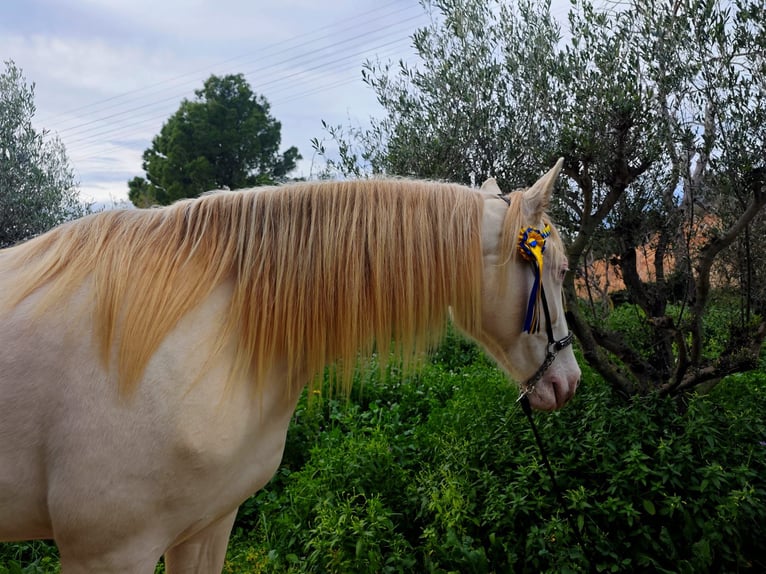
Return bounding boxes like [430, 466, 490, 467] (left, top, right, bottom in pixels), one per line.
[473, 159, 581, 411]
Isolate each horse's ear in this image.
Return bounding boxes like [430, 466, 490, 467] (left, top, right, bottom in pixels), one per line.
[481, 177, 502, 195]
[523, 158, 564, 220]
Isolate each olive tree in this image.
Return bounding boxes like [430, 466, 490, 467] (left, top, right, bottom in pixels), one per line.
[0, 61, 85, 247]
[318, 0, 766, 398]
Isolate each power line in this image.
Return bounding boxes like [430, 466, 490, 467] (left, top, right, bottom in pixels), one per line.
[38, 0, 418, 128]
[68, 46, 410, 163]
[65, 1, 583, 185]
[65, 34, 416, 162]
[58, 13, 421, 143]
[64, 34, 415, 155]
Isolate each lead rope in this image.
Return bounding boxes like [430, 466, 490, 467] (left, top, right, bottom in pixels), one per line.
[518, 394, 593, 571]
[515, 219, 594, 571]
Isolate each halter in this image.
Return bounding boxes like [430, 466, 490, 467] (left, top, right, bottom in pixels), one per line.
[516, 222, 574, 399]
[495, 196, 590, 567]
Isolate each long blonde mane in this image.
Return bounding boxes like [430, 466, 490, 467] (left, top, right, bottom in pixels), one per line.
[6, 179, 531, 396]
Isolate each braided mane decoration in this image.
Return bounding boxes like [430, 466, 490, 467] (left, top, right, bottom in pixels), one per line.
[517, 224, 551, 333]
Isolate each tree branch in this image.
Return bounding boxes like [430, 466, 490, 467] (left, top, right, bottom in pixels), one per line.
[590, 322, 657, 392]
[564, 282, 638, 398]
[691, 171, 766, 363]
[659, 319, 766, 396]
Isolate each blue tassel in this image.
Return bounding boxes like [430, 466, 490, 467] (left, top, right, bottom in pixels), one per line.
[523, 261, 542, 333]
[518, 225, 550, 334]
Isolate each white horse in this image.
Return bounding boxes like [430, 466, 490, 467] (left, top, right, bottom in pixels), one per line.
[0, 160, 579, 573]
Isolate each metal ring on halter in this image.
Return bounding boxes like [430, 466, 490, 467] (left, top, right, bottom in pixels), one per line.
[517, 330, 574, 401]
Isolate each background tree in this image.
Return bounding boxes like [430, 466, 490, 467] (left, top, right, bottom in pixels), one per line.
[128, 74, 301, 206]
[318, 0, 766, 398]
[0, 60, 85, 248]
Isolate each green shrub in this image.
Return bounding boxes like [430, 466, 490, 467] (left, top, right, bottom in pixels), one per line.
[583, 293, 760, 365]
[0, 542, 58, 574]
[230, 353, 766, 573]
[605, 303, 654, 358]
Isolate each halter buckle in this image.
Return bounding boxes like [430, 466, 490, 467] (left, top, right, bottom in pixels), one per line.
[517, 330, 574, 401]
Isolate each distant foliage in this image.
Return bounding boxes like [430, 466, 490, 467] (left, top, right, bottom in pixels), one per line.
[0, 540, 58, 574]
[128, 74, 301, 206]
[0, 60, 85, 248]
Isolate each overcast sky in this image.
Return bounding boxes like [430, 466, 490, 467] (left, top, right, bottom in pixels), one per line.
[1, 0, 573, 206]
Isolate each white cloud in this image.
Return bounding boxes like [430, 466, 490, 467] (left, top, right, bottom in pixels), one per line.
[1, 0, 432, 203]
[68, 0, 366, 46]
[2, 34, 179, 98]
